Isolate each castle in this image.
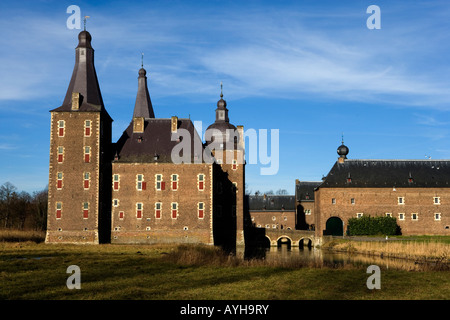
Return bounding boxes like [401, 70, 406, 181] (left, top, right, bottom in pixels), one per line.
[46, 30, 245, 248]
[47, 30, 449, 249]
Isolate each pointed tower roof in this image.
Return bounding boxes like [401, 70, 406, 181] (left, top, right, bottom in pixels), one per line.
[132, 66, 155, 119]
[206, 82, 237, 148]
[51, 30, 108, 114]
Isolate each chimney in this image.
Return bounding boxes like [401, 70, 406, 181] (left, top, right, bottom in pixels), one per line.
[133, 117, 144, 133]
[171, 116, 178, 133]
[71, 92, 80, 110]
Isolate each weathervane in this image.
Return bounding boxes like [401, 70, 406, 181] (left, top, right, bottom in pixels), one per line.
[141, 52, 144, 68]
[220, 81, 223, 98]
[83, 16, 90, 31]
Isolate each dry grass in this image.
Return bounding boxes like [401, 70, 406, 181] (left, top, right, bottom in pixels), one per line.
[324, 239, 449, 263]
[0, 229, 45, 243]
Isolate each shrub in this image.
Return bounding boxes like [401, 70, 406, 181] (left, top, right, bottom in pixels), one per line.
[347, 216, 399, 236]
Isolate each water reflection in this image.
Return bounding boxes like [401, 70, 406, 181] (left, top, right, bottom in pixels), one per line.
[240, 245, 449, 271]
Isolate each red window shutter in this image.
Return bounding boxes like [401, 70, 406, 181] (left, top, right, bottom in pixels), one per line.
[85, 127, 90, 136]
[85, 154, 90, 163]
[232, 164, 237, 170]
[57, 180, 62, 189]
[161, 181, 165, 190]
[156, 210, 161, 219]
[198, 209, 204, 219]
[172, 210, 177, 219]
[58, 154, 63, 163]
[84, 180, 89, 189]
[137, 210, 142, 219]
[119, 211, 124, 219]
[56, 209, 62, 219]
[172, 181, 177, 190]
[59, 128, 64, 137]
[114, 181, 119, 190]
[142, 181, 146, 190]
[83, 210, 89, 219]
[199, 181, 204, 190]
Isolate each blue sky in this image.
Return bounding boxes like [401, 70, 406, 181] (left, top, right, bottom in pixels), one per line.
[1, 0, 450, 194]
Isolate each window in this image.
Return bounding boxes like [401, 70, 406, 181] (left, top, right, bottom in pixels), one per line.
[113, 174, 120, 191]
[84, 120, 91, 137]
[84, 146, 91, 163]
[155, 174, 165, 190]
[58, 120, 65, 137]
[84, 172, 90, 189]
[57, 172, 63, 189]
[136, 174, 146, 191]
[198, 202, 204, 219]
[386, 213, 392, 217]
[155, 202, 162, 219]
[171, 202, 178, 219]
[136, 203, 143, 219]
[232, 159, 237, 170]
[398, 197, 405, 205]
[435, 213, 441, 221]
[399, 213, 405, 220]
[331, 198, 336, 204]
[434, 197, 440, 205]
[272, 216, 276, 221]
[57, 146, 64, 163]
[411, 213, 418, 221]
[172, 174, 178, 191]
[357, 213, 363, 219]
[56, 202, 62, 219]
[198, 174, 205, 191]
[305, 209, 311, 215]
[113, 199, 119, 207]
[351, 198, 355, 205]
[83, 202, 89, 219]
[119, 211, 124, 220]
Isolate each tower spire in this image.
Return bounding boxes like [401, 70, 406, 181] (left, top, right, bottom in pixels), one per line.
[133, 61, 155, 119]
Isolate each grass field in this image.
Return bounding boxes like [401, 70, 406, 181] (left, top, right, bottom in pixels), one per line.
[1, 241, 449, 300]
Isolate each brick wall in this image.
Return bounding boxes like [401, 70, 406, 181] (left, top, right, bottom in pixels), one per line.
[47, 111, 111, 243]
[315, 187, 450, 236]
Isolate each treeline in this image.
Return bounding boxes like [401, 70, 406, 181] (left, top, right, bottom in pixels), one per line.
[0, 182, 47, 231]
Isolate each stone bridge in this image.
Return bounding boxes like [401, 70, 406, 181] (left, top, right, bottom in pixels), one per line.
[264, 229, 317, 247]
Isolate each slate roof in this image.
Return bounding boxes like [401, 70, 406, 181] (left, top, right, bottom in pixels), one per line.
[246, 195, 296, 211]
[51, 31, 110, 119]
[132, 68, 155, 119]
[114, 118, 208, 163]
[295, 181, 322, 201]
[320, 159, 450, 188]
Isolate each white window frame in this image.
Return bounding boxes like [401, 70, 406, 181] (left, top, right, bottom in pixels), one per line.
[398, 197, 405, 205]
[434, 213, 441, 221]
[411, 213, 418, 221]
[433, 197, 441, 205]
[398, 213, 405, 220]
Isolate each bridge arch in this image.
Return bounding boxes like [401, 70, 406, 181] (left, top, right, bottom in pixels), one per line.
[298, 237, 313, 249]
[276, 235, 292, 248]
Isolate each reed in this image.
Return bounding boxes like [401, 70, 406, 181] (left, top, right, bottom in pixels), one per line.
[324, 239, 449, 262]
[0, 229, 45, 243]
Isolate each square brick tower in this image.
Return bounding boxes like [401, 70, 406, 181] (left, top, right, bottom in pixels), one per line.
[46, 30, 112, 244]
[205, 85, 246, 246]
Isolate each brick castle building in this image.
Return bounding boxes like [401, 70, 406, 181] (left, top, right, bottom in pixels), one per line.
[46, 30, 245, 248]
[298, 141, 450, 237]
[47, 30, 448, 248]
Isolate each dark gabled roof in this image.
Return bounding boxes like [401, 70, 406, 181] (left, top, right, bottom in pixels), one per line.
[320, 159, 450, 188]
[114, 118, 208, 163]
[246, 195, 296, 211]
[296, 181, 322, 201]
